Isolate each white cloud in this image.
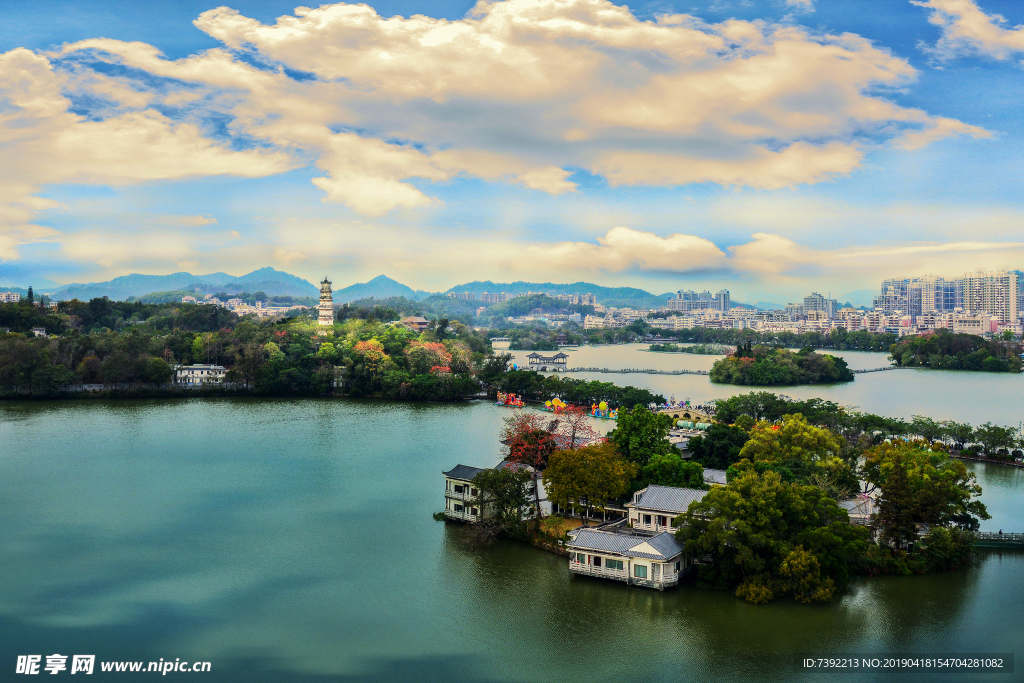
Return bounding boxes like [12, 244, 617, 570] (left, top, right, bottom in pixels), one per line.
[25, 0, 986, 224]
[786, 0, 815, 9]
[913, 0, 1024, 60]
[532, 226, 727, 272]
[520, 226, 1024, 283]
[0, 47, 294, 260]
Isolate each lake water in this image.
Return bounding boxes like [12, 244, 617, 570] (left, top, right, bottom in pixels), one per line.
[2, 393, 1023, 682]
[508, 344, 1024, 425]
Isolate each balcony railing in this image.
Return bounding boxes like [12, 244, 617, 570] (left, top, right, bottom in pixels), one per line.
[569, 561, 628, 580]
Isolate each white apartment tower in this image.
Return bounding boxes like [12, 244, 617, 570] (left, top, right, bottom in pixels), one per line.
[803, 292, 837, 319]
[957, 271, 1019, 324]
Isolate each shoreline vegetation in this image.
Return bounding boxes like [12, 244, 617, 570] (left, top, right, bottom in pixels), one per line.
[709, 344, 856, 386]
[455, 392, 1006, 605]
[0, 298, 664, 407]
[889, 329, 1022, 373]
[648, 342, 733, 355]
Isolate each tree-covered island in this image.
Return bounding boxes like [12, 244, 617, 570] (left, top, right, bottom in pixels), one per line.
[889, 329, 1022, 373]
[709, 343, 855, 385]
[648, 342, 733, 354]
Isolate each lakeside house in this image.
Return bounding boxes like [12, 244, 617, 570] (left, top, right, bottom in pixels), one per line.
[443, 461, 551, 523]
[627, 484, 708, 533]
[566, 528, 686, 590]
[175, 364, 227, 386]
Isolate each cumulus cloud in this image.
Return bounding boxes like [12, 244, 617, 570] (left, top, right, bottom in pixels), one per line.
[0, 47, 294, 260]
[518, 226, 1024, 283]
[913, 0, 1024, 60]
[532, 226, 727, 272]
[23, 0, 984, 221]
[0, 0, 996, 268]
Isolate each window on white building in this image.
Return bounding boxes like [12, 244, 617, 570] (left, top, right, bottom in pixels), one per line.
[607, 559, 624, 571]
[634, 565, 647, 579]
[643, 514, 652, 525]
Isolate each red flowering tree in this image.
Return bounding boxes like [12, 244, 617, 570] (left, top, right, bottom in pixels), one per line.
[552, 405, 605, 451]
[501, 412, 558, 470]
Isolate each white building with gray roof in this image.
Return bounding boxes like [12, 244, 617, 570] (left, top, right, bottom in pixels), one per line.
[566, 528, 686, 590]
[442, 462, 550, 523]
[627, 484, 708, 534]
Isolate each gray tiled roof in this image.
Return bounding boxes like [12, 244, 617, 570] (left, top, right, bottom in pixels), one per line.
[839, 496, 877, 517]
[443, 464, 486, 481]
[703, 469, 728, 485]
[567, 529, 683, 561]
[633, 485, 707, 513]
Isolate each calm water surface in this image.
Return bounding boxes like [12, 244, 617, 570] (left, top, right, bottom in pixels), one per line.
[2, 366, 1023, 681]
[509, 344, 1024, 425]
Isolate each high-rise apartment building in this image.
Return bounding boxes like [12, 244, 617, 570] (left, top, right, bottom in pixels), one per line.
[714, 289, 730, 312]
[877, 271, 1019, 324]
[957, 271, 1019, 323]
[803, 292, 838, 319]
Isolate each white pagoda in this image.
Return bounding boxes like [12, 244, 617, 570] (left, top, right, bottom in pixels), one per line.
[317, 277, 334, 333]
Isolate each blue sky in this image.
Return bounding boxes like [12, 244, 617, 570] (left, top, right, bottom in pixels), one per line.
[2, 0, 1024, 301]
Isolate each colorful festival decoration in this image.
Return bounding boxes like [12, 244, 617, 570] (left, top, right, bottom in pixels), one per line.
[495, 391, 524, 407]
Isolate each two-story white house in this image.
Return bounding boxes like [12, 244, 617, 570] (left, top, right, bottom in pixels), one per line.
[443, 464, 487, 522]
[566, 528, 686, 590]
[626, 485, 708, 534]
[442, 462, 550, 523]
[175, 364, 227, 386]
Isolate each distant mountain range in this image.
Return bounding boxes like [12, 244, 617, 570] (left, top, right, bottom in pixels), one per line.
[446, 280, 674, 309]
[49, 267, 319, 301]
[4, 266, 875, 312]
[333, 275, 431, 303]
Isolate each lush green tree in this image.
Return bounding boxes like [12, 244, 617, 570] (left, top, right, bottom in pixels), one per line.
[739, 414, 845, 466]
[543, 443, 637, 520]
[863, 441, 990, 545]
[688, 424, 750, 470]
[972, 422, 1019, 457]
[607, 405, 674, 467]
[641, 453, 706, 489]
[471, 466, 534, 539]
[675, 470, 868, 604]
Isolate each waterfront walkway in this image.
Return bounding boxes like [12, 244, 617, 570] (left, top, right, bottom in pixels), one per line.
[547, 367, 710, 375]
[974, 531, 1024, 548]
[531, 365, 905, 376]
